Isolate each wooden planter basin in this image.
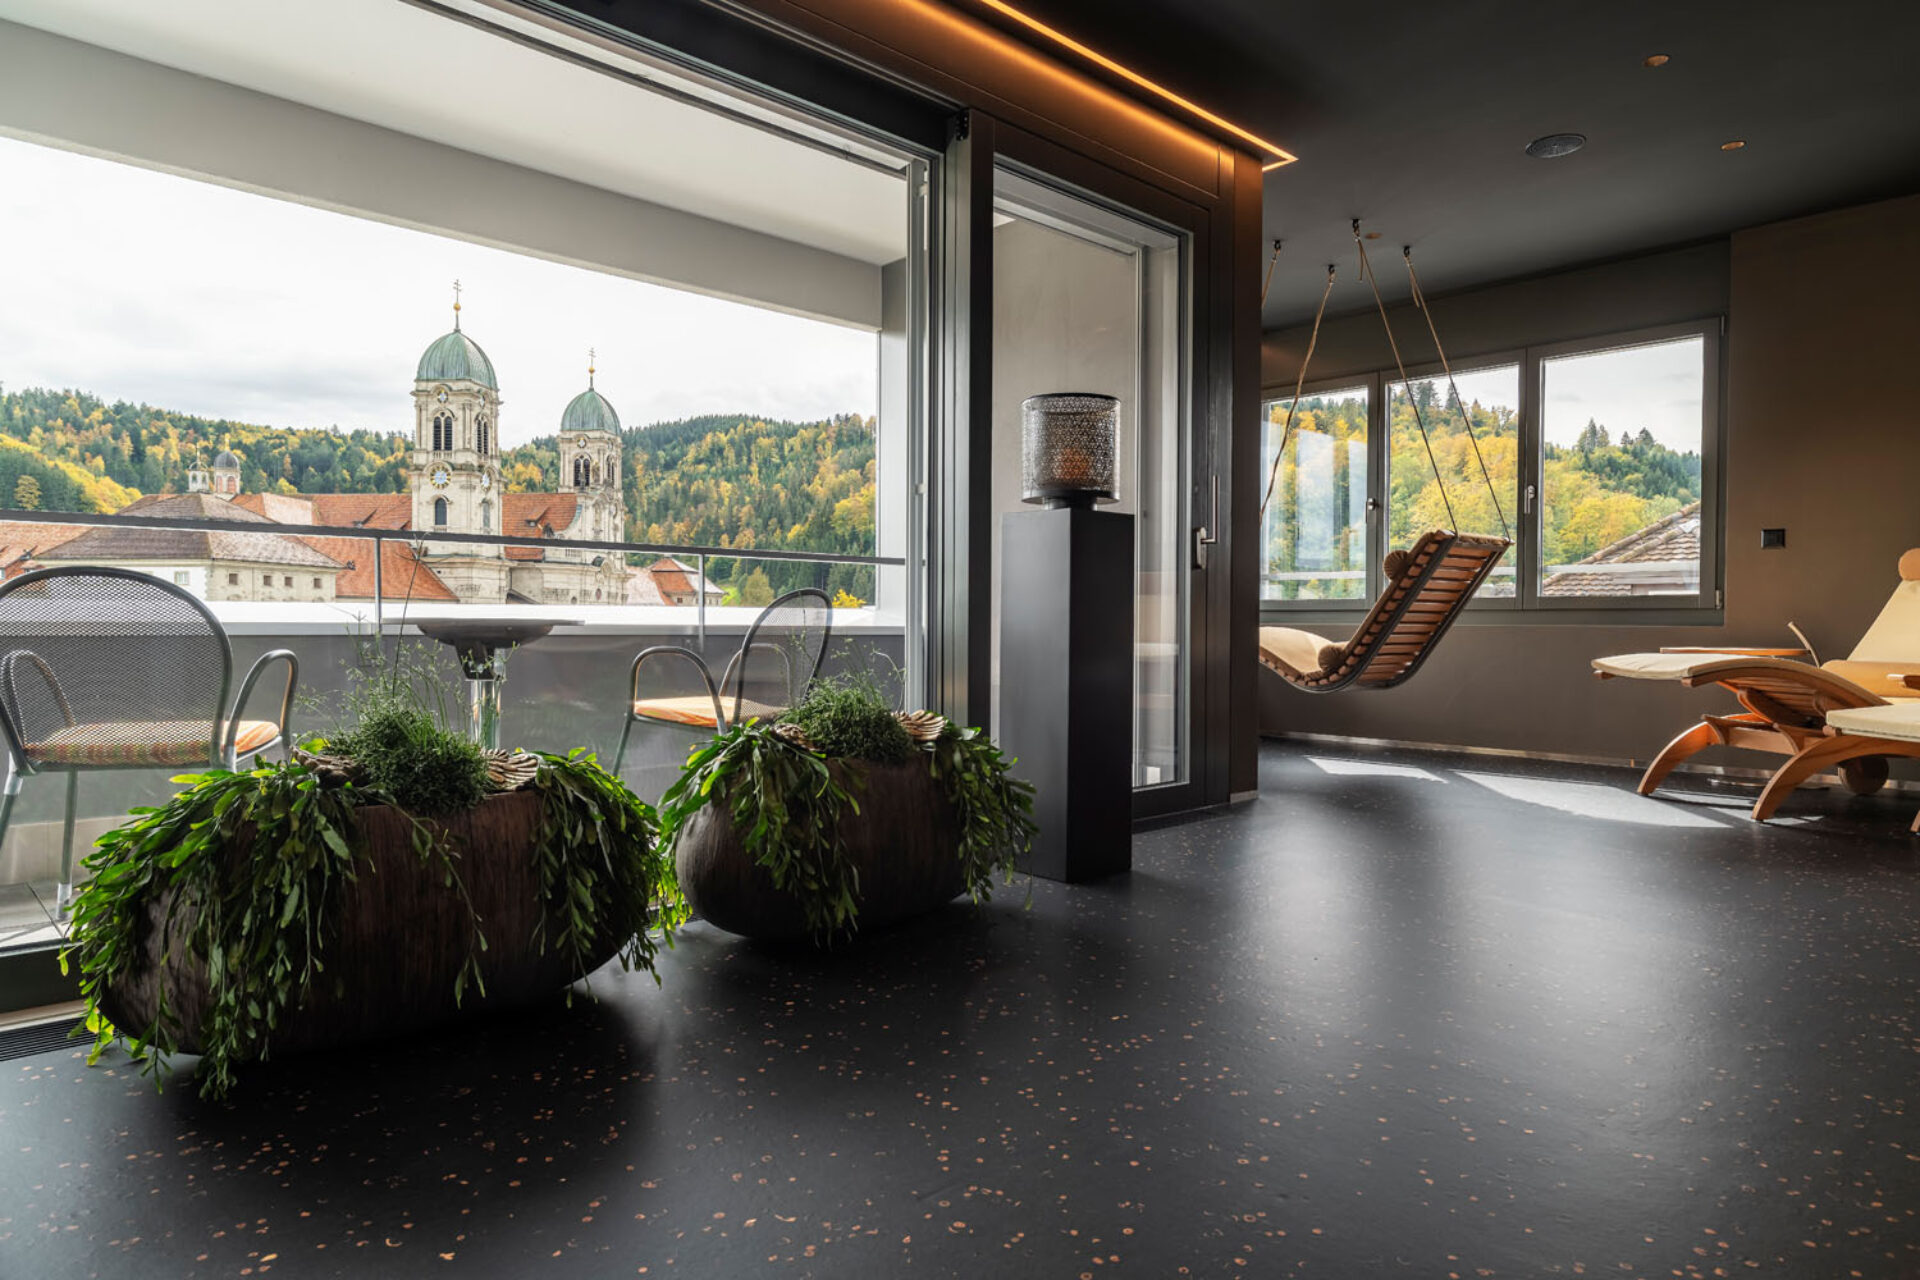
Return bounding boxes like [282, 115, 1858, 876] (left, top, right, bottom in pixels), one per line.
[99, 790, 625, 1057]
[677, 757, 965, 941]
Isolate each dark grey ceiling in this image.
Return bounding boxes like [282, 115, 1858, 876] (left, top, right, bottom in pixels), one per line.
[985, 0, 1920, 327]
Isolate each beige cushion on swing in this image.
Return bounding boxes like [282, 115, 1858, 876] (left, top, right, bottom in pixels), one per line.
[1259, 626, 1338, 679]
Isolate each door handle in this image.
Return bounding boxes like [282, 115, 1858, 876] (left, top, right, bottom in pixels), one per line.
[1193, 474, 1218, 570]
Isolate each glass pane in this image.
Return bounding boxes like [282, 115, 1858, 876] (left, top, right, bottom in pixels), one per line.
[1261, 387, 1369, 601]
[1387, 365, 1519, 596]
[1539, 336, 1705, 598]
[990, 171, 1188, 790]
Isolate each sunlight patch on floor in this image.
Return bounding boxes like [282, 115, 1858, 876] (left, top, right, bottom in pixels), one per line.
[1458, 771, 1731, 829]
[1307, 756, 1446, 782]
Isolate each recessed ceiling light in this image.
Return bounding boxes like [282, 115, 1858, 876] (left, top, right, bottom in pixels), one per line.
[1643, 54, 1670, 67]
[1721, 139, 1746, 151]
[1525, 133, 1587, 159]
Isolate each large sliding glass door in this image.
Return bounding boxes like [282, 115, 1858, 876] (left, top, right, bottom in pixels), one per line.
[986, 165, 1200, 805]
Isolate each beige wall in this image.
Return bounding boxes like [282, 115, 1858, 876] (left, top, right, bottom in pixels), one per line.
[1257, 194, 1920, 767]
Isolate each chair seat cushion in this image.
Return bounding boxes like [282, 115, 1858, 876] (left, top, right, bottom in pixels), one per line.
[632, 695, 784, 729]
[26, 719, 280, 767]
[1827, 702, 1920, 742]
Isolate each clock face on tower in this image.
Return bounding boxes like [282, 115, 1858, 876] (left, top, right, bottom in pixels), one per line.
[435, 389, 449, 404]
[431, 466, 451, 489]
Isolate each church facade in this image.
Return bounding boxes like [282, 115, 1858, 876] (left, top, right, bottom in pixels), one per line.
[20, 301, 634, 607]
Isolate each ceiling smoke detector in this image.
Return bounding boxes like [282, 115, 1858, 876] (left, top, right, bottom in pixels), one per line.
[1525, 133, 1587, 159]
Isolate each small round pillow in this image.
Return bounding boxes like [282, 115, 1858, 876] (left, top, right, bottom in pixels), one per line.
[1901, 548, 1920, 581]
[1316, 643, 1346, 673]
[1383, 548, 1412, 581]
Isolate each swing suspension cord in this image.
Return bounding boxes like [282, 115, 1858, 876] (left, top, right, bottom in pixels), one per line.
[1258, 258, 1337, 523]
[1259, 238, 1283, 308]
[1352, 220, 1456, 532]
[1403, 248, 1511, 542]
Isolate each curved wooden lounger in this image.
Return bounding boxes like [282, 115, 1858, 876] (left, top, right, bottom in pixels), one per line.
[1260, 529, 1510, 694]
[1827, 692, 1920, 832]
[1591, 651, 1907, 821]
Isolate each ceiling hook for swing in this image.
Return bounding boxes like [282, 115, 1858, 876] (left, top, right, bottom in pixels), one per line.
[1259, 237, 1284, 308]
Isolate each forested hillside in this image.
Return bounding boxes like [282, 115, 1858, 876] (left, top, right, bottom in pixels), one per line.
[1264, 385, 1701, 599]
[0, 385, 878, 600]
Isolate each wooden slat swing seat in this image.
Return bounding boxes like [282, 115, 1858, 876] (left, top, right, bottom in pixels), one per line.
[1256, 226, 1512, 693]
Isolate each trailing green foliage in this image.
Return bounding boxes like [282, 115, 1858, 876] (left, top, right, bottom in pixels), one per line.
[64, 761, 480, 1099]
[781, 675, 914, 764]
[64, 751, 679, 1100]
[658, 679, 1035, 943]
[528, 749, 685, 991]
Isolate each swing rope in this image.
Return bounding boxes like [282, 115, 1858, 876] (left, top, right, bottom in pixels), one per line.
[1257, 257, 1336, 523]
[1403, 247, 1511, 542]
[1259, 238, 1283, 308]
[1352, 221, 1457, 533]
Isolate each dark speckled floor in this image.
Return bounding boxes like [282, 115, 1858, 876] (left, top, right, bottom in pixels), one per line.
[5, 741, 1920, 1278]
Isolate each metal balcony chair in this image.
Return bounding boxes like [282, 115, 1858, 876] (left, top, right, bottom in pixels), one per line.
[0, 567, 298, 914]
[613, 587, 831, 774]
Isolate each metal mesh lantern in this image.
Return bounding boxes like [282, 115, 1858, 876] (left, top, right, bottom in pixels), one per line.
[1021, 393, 1120, 507]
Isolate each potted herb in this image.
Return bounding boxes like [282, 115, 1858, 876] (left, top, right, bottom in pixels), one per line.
[65, 655, 682, 1099]
[658, 674, 1035, 943]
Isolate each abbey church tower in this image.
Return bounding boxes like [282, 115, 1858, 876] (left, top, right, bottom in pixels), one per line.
[410, 286, 508, 599]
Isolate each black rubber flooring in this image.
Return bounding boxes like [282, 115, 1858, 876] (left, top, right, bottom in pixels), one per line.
[3, 741, 1919, 1278]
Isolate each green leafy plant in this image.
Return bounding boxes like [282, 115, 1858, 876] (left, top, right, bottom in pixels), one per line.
[326, 698, 489, 817]
[658, 675, 1035, 943]
[530, 748, 686, 990]
[780, 672, 914, 764]
[64, 748, 680, 1100]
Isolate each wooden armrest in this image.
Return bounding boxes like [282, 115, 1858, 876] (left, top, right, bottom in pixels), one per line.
[1892, 673, 1920, 691]
[1657, 646, 1809, 657]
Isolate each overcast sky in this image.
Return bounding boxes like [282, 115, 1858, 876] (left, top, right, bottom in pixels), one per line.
[1304, 343, 1704, 452]
[0, 136, 878, 443]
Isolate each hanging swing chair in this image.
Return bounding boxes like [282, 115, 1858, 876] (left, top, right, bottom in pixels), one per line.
[1256, 224, 1513, 693]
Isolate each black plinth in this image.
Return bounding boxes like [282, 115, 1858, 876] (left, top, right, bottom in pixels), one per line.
[998, 506, 1134, 882]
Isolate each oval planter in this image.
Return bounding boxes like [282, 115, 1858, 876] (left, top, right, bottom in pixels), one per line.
[98, 790, 628, 1057]
[677, 756, 965, 941]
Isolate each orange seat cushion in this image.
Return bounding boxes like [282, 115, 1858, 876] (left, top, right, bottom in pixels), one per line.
[26, 719, 281, 767]
[632, 695, 783, 729]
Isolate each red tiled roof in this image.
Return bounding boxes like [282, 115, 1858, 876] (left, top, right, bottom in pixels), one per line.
[500, 493, 580, 560]
[306, 493, 414, 530]
[299, 536, 457, 603]
[1540, 501, 1702, 597]
[0, 520, 89, 578]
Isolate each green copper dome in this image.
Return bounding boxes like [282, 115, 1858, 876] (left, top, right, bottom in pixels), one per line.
[561, 386, 620, 434]
[416, 329, 498, 389]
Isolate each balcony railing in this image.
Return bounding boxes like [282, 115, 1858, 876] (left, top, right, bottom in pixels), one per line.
[0, 507, 908, 956]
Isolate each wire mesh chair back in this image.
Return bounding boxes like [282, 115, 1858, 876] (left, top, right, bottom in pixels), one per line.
[0, 567, 232, 771]
[724, 588, 832, 725]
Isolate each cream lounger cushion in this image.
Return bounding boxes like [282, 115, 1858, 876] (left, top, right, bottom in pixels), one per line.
[1590, 652, 1813, 682]
[1826, 702, 1920, 742]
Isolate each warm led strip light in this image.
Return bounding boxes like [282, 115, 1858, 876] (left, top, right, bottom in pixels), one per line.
[973, 0, 1297, 169]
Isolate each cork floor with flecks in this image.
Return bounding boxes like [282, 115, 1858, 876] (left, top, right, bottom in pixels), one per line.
[3, 740, 1918, 1278]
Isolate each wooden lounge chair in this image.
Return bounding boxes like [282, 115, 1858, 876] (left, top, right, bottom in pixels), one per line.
[1592, 548, 1920, 820]
[1260, 529, 1510, 693]
[1826, 677, 1920, 832]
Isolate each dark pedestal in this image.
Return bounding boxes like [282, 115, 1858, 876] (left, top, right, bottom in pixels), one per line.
[999, 506, 1134, 882]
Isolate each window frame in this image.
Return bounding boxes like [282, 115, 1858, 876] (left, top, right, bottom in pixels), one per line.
[1259, 318, 1723, 624]
[1523, 320, 1722, 614]
[1257, 372, 1385, 612]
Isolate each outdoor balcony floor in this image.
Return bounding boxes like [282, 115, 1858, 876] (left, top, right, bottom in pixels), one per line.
[3, 740, 1919, 1277]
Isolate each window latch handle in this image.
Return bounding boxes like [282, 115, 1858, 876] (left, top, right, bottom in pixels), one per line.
[1193, 474, 1219, 570]
[1523, 483, 1536, 515]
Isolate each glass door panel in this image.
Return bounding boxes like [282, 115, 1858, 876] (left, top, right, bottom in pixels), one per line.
[988, 168, 1189, 790]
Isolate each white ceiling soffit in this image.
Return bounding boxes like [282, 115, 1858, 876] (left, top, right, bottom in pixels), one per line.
[0, 0, 909, 267]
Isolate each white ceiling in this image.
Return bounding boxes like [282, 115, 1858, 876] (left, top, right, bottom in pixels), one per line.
[0, 0, 910, 266]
